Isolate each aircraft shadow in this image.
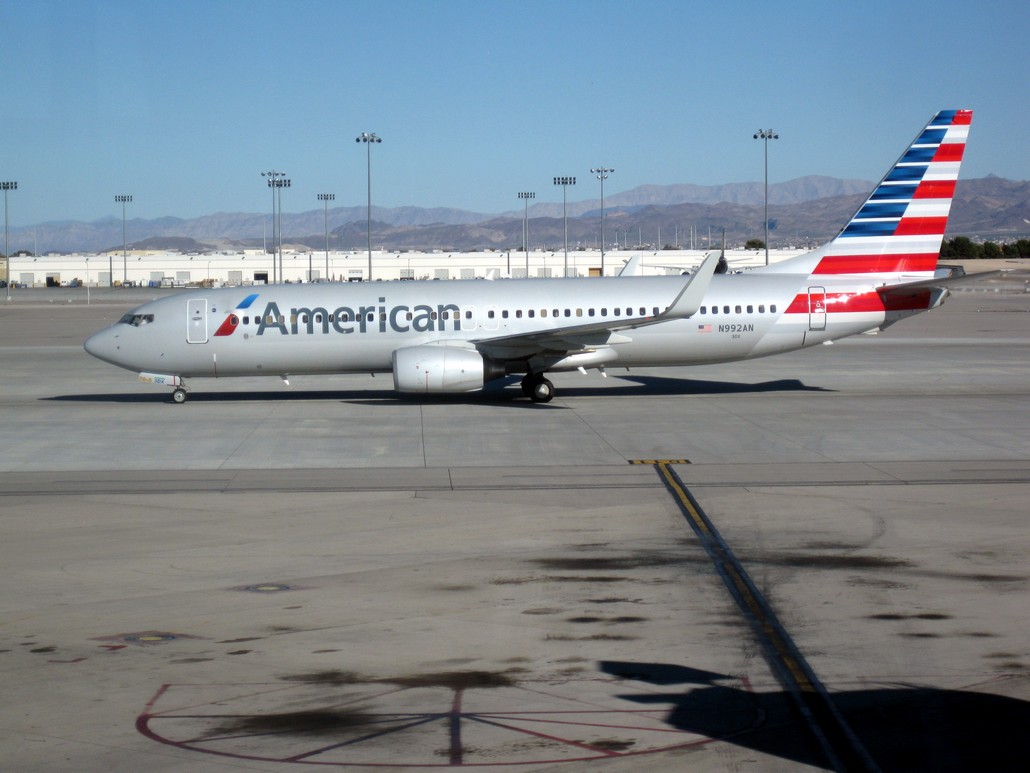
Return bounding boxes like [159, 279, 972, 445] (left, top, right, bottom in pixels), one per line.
[600, 660, 1030, 772]
[45, 376, 829, 406]
[553, 375, 831, 398]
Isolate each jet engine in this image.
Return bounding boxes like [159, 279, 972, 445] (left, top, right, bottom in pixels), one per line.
[392, 345, 503, 394]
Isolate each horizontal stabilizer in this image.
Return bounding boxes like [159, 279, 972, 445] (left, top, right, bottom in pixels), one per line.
[877, 269, 1001, 313]
[877, 268, 1001, 295]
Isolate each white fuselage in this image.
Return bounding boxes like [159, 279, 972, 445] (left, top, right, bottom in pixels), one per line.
[83, 271, 906, 380]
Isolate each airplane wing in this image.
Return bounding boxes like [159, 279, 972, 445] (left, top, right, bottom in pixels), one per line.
[470, 250, 721, 360]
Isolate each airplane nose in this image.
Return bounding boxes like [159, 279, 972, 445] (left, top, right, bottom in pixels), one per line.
[84, 327, 121, 365]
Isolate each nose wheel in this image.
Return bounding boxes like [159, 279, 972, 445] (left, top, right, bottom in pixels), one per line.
[521, 373, 555, 403]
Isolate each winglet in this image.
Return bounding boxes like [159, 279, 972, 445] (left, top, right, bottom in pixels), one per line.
[656, 250, 720, 320]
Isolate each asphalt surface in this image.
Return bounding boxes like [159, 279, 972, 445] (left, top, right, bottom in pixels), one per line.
[1, 282, 1028, 771]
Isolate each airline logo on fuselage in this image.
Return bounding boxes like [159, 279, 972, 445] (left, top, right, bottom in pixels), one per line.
[215, 295, 462, 337]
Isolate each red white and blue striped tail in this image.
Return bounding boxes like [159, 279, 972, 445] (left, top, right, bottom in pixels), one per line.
[767, 110, 972, 280]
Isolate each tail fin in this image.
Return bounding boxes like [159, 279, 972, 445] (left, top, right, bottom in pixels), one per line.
[764, 110, 972, 280]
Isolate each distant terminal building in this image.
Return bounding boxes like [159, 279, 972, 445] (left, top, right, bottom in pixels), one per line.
[3, 247, 804, 288]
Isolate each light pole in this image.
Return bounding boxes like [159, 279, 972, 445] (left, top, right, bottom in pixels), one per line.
[275, 178, 290, 281]
[2, 181, 15, 301]
[590, 167, 613, 275]
[261, 170, 287, 283]
[753, 129, 778, 266]
[553, 177, 576, 277]
[115, 195, 132, 285]
[318, 193, 334, 281]
[356, 132, 381, 281]
[518, 191, 534, 276]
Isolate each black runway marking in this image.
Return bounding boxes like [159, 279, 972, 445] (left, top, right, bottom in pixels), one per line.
[647, 460, 880, 773]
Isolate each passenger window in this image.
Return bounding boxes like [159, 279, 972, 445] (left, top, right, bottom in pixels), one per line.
[488, 310, 495, 319]
[552, 309, 559, 317]
[639, 307, 645, 315]
[601, 308, 607, 316]
[652, 307, 659, 316]
[528, 309, 535, 318]
[565, 309, 571, 317]
[735, 305, 742, 314]
[243, 316, 250, 324]
[502, 310, 509, 319]
[516, 310, 523, 318]
[746, 305, 753, 314]
[700, 306, 706, 315]
[576, 309, 583, 317]
[771, 304, 777, 313]
[588, 308, 595, 317]
[540, 309, 547, 318]
[723, 306, 730, 314]
[758, 305, 765, 313]
[613, 307, 620, 316]
[465, 310, 472, 319]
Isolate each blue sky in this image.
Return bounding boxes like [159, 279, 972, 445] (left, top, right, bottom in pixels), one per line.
[2, 0, 1027, 226]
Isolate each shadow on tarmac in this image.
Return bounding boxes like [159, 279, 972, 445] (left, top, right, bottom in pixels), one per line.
[601, 660, 1030, 772]
[46, 376, 830, 405]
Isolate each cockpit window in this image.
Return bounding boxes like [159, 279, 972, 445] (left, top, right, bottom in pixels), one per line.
[118, 313, 155, 327]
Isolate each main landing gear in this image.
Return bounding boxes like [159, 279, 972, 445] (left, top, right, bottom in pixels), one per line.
[520, 373, 555, 403]
[171, 385, 190, 404]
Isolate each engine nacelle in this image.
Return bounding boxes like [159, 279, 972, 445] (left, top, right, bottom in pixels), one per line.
[392, 345, 498, 394]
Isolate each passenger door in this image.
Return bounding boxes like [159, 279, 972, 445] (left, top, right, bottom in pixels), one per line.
[187, 299, 208, 343]
[807, 287, 826, 331]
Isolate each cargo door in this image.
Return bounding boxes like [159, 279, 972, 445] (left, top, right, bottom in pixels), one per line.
[187, 298, 208, 343]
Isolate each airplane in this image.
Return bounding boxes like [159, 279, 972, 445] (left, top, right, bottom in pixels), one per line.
[85, 109, 977, 405]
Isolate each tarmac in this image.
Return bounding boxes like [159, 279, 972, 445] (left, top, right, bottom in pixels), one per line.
[0, 275, 1028, 771]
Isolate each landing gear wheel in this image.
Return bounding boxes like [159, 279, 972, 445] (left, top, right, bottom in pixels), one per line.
[529, 377, 554, 403]
[171, 387, 189, 404]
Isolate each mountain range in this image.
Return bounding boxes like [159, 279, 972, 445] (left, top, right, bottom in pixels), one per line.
[10, 175, 1029, 255]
